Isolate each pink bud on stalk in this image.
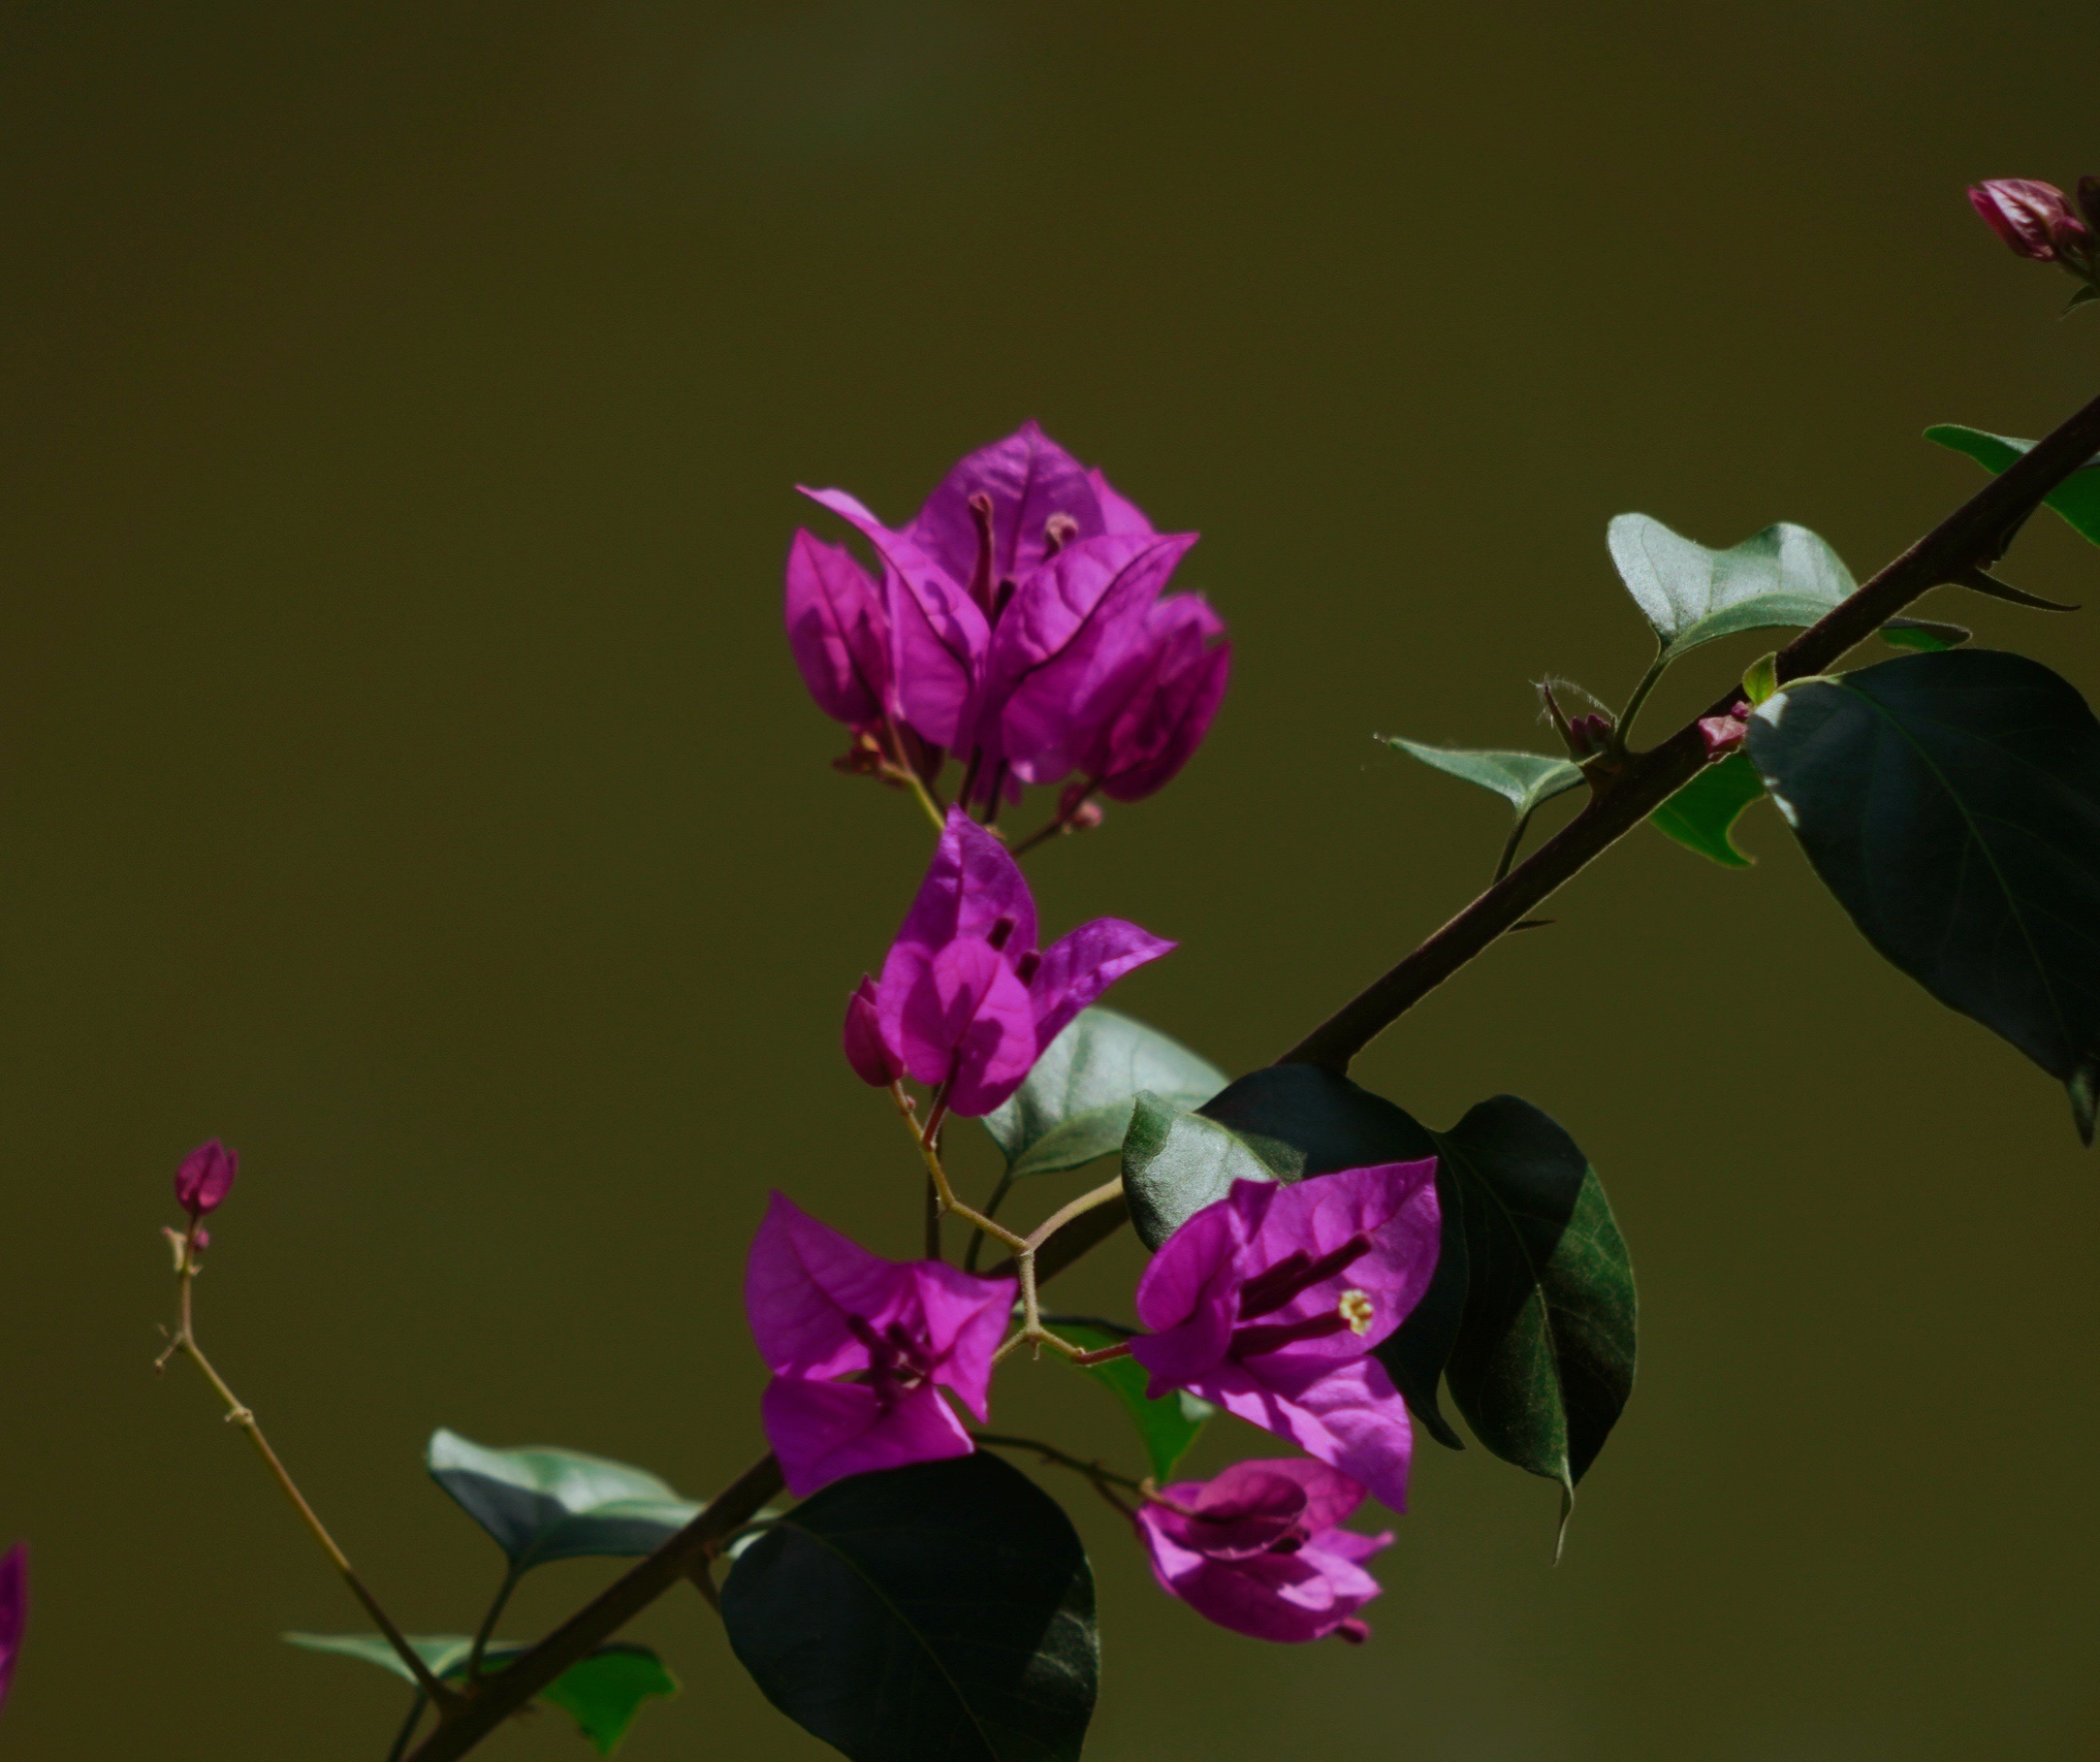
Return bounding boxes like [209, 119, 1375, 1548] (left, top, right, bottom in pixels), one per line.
[0, 1543, 23, 1715]
[175, 1139, 238, 1225]
[1698, 700, 1755, 758]
[1968, 179, 2097, 306]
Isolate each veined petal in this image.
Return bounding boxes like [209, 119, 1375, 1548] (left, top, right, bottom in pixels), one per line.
[1029, 916, 1176, 1048]
[800, 485, 987, 748]
[984, 532, 1199, 784]
[1092, 596, 1231, 803]
[907, 1261, 1017, 1420]
[909, 421, 1100, 585]
[878, 936, 1037, 1110]
[1232, 1161, 1442, 1377]
[893, 808, 1038, 959]
[1087, 465, 1156, 537]
[1191, 1357, 1416, 1515]
[760, 1376, 973, 1499]
[784, 529, 891, 726]
[1131, 1193, 1261, 1387]
[745, 1192, 905, 1379]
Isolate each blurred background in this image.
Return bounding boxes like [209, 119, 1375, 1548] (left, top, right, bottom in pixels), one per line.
[3, 2, 2097, 1756]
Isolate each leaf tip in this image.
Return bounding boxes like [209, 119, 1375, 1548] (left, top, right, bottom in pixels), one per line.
[2069, 1060, 2098, 1147]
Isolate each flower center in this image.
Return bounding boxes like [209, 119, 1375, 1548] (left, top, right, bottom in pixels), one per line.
[844, 1313, 935, 1406]
[1337, 1289, 1375, 1335]
[1236, 1233, 1373, 1320]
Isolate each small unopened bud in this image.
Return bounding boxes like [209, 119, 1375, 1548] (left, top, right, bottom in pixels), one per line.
[1698, 699, 1755, 758]
[1541, 681, 1614, 759]
[1969, 178, 2082, 263]
[842, 976, 901, 1088]
[1041, 512, 1080, 558]
[1069, 799, 1103, 832]
[175, 1140, 238, 1224]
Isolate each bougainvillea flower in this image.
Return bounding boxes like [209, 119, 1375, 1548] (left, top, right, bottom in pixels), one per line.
[746, 1193, 1015, 1497]
[783, 529, 892, 728]
[0, 1543, 23, 1714]
[793, 425, 1225, 794]
[1134, 1458, 1391, 1644]
[1698, 698, 1754, 757]
[1968, 178, 2088, 262]
[849, 810, 1173, 1113]
[175, 1140, 238, 1223]
[1080, 593, 1232, 802]
[1130, 1164, 1440, 1513]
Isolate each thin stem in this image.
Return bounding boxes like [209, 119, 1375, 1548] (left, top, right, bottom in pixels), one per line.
[882, 716, 948, 831]
[922, 1172, 944, 1262]
[963, 1170, 1018, 1273]
[1490, 808, 1535, 884]
[386, 1690, 430, 1762]
[889, 1081, 1027, 1253]
[158, 1233, 456, 1712]
[1280, 382, 2100, 1074]
[980, 759, 1012, 827]
[1612, 645, 1670, 752]
[972, 1431, 1148, 1497]
[464, 1567, 520, 1683]
[1008, 782, 1099, 859]
[1024, 1176, 1126, 1252]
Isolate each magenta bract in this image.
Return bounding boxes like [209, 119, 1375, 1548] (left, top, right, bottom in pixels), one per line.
[1968, 178, 2084, 262]
[0, 1543, 23, 1714]
[1130, 1164, 1440, 1513]
[175, 1139, 238, 1223]
[1134, 1458, 1391, 1644]
[850, 810, 1173, 1114]
[792, 424, 1227, 799]
[746, 1193, 1015, 1497]
[784, 529, 892, 728]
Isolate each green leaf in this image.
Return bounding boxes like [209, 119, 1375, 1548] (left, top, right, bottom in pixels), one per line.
[1426, 1097, 1637, 1506]
[1881, 617, 1971, 654]
[1607, 514, 1855, 662]
[1742, 652, 1780, 705]
[722, 1454, 1097, 1762]
[1121, 1092, 1287, 1252]
[1747, 648, 2100, 1143]
[427, 1430, 698, 1573]
[283, 1634, 678, 1756]
[1383, 738, 1584, 821]
[1649, 752, 1765, 867]
[982, 1007, 1226, 1181]
[1056, 1322, 1213, 1480]
[2068, 284, 2100, 314]
[1925, 424, 2100, 545]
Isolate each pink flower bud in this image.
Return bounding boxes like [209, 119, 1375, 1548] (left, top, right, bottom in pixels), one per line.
[841, 976, 901, 1088]
[2081, 176, 2100, 237]
[1698, 700, 1754, 758]
[174, 1139, 238, 1222]
[1968, 179, 2081, 262]
[0, 1542, 23, 1714]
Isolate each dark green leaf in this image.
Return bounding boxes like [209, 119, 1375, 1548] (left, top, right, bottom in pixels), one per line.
[1746, 648, 2100, 1142]
[1607, 515, 1854, 661]
[427, 1430, 698, 1572]
[1429, 1097, 1637, 1503]
[1649, 752, 1765, 868]
[283, 1634, 677, 1757]
[721, 1454, 1097, 1762]
[1881, 617, 1971, 653]
[1121, 1092, 1286, 1252]
[982, 1007, 1225, 1181]
[2068, 284, 2100, 314]
[1924, 424, 2100, 545]
[1056, 1322, 1212, 1480]
[1382, 738, 1583, 820]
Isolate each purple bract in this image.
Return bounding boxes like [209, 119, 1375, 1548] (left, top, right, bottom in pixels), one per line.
[1968, 178, 2088, 263]
[175, 1140, 238, 1223]
[0, 1543, 23, 1714]
[847, 809, 1172, 1115]
[745, 1192, 1015, 1497]
[1134, 1458, 1391, 1644]
[788, 423, 1228, 803]
[1130, 1163, 1440, 1513]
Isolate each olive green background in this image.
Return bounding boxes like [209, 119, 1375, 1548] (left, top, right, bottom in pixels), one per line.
[4, 3, 2097, 1756]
